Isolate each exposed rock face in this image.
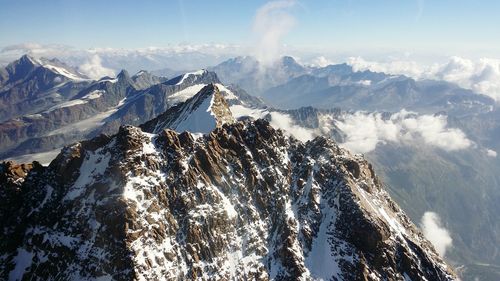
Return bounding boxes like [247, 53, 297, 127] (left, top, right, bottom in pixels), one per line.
[0, 117, 456, 280]
[131, 70, 168, 90]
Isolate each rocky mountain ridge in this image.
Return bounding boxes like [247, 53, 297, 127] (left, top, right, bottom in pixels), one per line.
[0, 88, 456, 280]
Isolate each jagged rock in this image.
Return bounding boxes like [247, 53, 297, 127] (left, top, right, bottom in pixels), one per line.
[0, 116, 456, 280]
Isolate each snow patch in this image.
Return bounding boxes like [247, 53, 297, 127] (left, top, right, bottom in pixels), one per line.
[215, 83, 238, 100]
[166, 92, 218, 134]
[9, 249, 34, 280]
[45, 98, 126, 136]
[175, 69, 206, 85]
[43, 64, 83, 80]
[64, 147, 111, 200]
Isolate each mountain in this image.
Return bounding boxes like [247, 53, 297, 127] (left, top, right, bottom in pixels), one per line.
[0, 55, 91, 122]
[210, 56, 308, 95]
[0, 88, 456, 280]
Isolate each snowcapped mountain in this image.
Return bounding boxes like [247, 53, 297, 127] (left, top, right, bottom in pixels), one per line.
[0, 87, 456, 280]
[0, 55, 91, 121]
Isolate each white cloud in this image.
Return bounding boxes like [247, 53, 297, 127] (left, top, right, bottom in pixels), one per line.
[347, 56, 500, 101]
[348, 56, 429, 81]
[269, 111, 315, 142]
[252, 0, 296, 66]
[420, 212, 453, 257]
[310, 56, 333, 67]
[486, 149, 497, 157]
[77, 55, 115, 79]
[229, 105, 315, 142]
[436, 57, 500, 101]
[332, 110, 473, 154]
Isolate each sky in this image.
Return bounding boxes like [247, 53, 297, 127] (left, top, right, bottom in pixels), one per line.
[1, 0, 500, 57]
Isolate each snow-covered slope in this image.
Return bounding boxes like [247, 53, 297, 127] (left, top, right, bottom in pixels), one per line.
[141, 83, 235, 134]
[24, 55, 89, 81]
[0, 91, 456, 280]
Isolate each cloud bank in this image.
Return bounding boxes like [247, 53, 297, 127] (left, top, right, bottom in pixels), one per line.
[269, 112, 315, 142]
[420, 212, 453, 257]
[229, 105, 315, 142]
[348, 56, 500, 101]
[332, 110, 473, 153]
[252, 0, 296, 66]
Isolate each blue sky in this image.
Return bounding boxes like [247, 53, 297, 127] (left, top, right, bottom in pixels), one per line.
[1, 0, 499, 56]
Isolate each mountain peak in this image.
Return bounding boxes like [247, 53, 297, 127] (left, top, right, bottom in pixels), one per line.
[18, 54, 40, 66]
[141, 83, 235, 134]
[281, 55, 298, 64]
[130, 70, 167, 90]
[5, 55, 41, 78]
[117, 69, 130, 80]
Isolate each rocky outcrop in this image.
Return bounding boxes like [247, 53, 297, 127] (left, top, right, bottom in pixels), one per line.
[131, 70, 168, 90]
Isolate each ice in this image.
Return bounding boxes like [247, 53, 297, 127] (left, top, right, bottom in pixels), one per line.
[175, 69, 206, 85]
[45, 99, 88, 111]
[167, 84, 207, 104]
[45, 98, 126, 136]
[3, 148, 61, 166]
[212, 184, 237, 219]
[82, 90, 104, 100]
[42, 63, 86, 81]
[44, 89, 105, 112]
[403, 272, 413, 281]
[305, 198, 342, 280]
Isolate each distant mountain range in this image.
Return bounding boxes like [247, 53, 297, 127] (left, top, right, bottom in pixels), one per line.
[0, 55, 263, 164]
